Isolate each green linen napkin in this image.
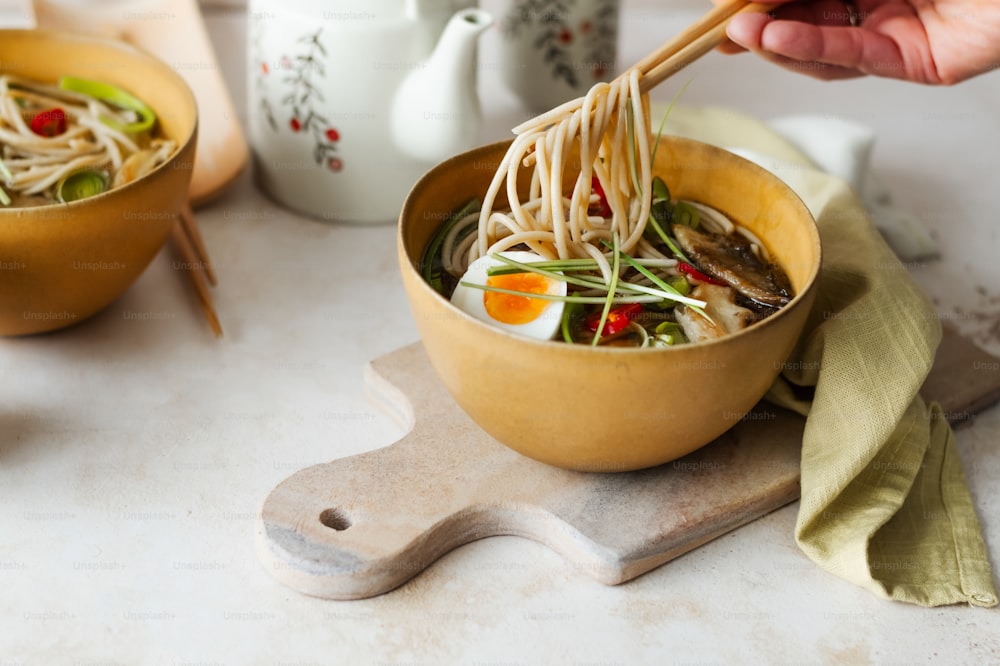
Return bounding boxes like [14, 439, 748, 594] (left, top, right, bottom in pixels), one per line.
[661, 105, 997, 608]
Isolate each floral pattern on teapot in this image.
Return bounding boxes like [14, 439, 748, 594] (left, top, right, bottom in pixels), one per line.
[252, 25, 343, 173]
[246, 1, 490, 223]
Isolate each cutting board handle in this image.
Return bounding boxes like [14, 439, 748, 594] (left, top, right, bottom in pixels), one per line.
[256, 438, 588, 600]
[256, 435, 473, 600]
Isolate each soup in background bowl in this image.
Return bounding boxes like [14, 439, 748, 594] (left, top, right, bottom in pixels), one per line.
[0, 29, 197, 336]
[398, 136, 821, 472]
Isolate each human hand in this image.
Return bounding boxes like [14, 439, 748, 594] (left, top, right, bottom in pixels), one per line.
[719, 0, 1000, 84]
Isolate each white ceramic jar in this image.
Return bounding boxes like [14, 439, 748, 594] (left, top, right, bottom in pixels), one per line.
[497, 0, 620, 112]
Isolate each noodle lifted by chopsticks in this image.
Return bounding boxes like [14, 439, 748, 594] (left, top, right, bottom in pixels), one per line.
[464, 69, 667, 284]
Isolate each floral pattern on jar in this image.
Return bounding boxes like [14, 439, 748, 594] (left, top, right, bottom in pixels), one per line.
[499, 0, 619, 111]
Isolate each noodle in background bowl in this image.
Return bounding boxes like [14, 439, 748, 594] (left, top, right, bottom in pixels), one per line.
[399, 136, 821, 472]
[0, 29, 197, 335]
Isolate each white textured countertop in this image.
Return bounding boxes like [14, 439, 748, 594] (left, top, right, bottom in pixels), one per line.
[2, 1, 999, 663]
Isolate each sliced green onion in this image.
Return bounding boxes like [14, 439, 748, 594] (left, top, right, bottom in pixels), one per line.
[605, 250, 706, 310]
[591, 232, 623, 346]
[561, 301, 583, 344]
[654, 321, 687, 346]
[663, 276, 689, 295]
[488, 257, 600, 274]
[487, 256, 675, 276]
[458, 282, 664, 305]
[627, 272, 709, 323]
[488, 253, 608, 293]
[487, 251, 704, 309]
[421, 198, 480, 294]
[0, 186, 10, 206]
[568, 273, 705, 308]
[597, 240, 710, 320]
[646, 213, 690, 264]
[0, 156, 12, 183]
[58, 77, 156, 134]
[672, 201, 700, 228]
[650, 79, 691, 166]
[651, 177, 670, 204]
[57, 168, 109, 203]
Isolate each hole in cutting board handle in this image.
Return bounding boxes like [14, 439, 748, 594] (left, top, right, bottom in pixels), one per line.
[319, 508, 352, 531]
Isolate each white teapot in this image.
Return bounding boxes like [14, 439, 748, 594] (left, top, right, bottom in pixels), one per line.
[247, 0, 492, 223]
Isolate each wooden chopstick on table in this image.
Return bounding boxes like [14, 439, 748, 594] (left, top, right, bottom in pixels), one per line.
[179, 202, 217, 286]
[632, 0, 775, 92]
[173, 203, 223, 338]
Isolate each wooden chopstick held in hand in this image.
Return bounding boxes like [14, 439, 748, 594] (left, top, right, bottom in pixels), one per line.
[632, 0, 775, 92]
[172, 205, 223, 338]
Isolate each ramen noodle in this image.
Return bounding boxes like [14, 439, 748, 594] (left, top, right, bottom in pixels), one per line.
[0, 74, 175, 207]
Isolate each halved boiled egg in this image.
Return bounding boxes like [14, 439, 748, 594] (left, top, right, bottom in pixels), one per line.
[451, 251, 567, 341]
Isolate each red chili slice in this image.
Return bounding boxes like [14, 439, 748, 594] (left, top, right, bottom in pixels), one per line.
[588, 176, 612, 217]
[586, 303, 644, 336]
[30, 107, 67, 137]
[677, 261, 726, 286]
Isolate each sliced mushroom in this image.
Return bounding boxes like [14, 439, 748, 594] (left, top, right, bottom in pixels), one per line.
[672, 224, 792, 308]
[675, 283, 757, 344]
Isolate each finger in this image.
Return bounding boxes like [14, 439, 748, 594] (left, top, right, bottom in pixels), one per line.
[758, 21, 909, 77]
[711, 0, 804, 55]
[726, 12, 772, 51]
[752, 48, 868, 80]
[726, 0, 870, 50]
[715, 39, 748, 55]
[728, 12, 918, 81]
[726, 14, 867, 80]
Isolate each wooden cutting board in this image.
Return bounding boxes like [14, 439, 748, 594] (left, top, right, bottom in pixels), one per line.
[256, 328, 1000, 600]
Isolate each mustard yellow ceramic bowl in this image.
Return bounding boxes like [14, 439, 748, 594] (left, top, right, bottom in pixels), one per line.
[0, 29, 197, 336]
[398, 136, 821, 472]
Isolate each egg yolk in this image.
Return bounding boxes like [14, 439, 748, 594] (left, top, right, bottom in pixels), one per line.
[484, 272, 553, 325]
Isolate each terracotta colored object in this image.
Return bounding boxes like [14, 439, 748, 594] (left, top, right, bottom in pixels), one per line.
[0, 29, 197, 336]
[398, 136, 821, 471]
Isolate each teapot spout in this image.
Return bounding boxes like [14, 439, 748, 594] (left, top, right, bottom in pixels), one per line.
[390, 7, 492, 163]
